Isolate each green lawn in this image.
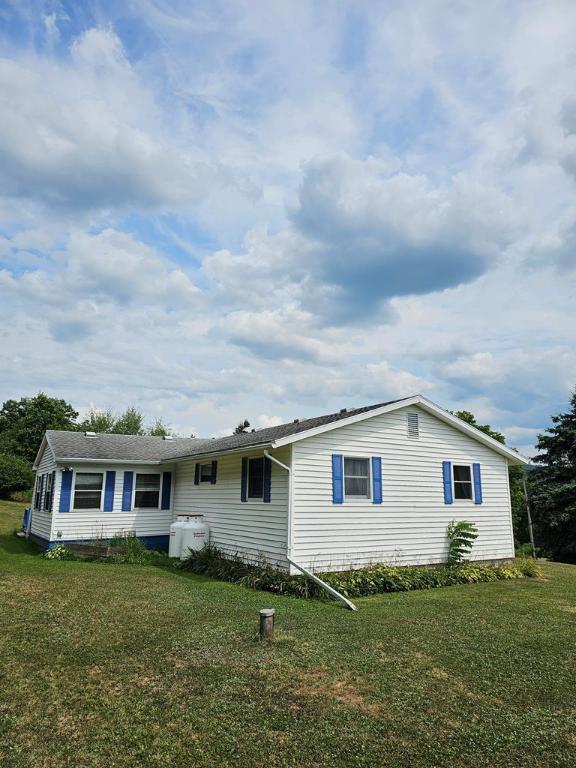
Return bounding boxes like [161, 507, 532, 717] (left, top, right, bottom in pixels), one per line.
[1, 499, 575, 768]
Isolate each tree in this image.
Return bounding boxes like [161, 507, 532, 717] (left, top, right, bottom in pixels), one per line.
[0, 393, 78, 464]
[453, 410, 506, 444]
[79, 408, 116, 433]
[148, 417, 171, 437]
[233, 419, 250, 435]
[453, 410, 528, 546]
[111, 407, 145, 435]
[529, 392, 576, 562]
[0, 453, 35, 499]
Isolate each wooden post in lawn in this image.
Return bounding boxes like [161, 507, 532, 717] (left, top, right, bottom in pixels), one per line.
[259, 608, 275, 640]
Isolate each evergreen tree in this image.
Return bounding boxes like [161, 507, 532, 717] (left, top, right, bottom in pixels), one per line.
[233, 419, 250, 435]
[529, 392, 576, 562]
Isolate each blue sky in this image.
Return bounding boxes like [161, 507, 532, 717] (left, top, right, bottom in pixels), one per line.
[0, 0, 575, 453]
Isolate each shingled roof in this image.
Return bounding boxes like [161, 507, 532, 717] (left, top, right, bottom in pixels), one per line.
[42, 398, 407, 464]
[44, 431, 211, 464]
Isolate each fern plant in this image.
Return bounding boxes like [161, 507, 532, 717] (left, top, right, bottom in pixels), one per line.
[447, 520, 478, 565]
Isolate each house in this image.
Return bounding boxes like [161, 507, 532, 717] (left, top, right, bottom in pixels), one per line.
[29, 395, 528, 573]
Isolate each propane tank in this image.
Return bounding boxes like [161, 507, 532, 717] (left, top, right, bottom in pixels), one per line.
[168, 517, 189, 558]
[180, 516, 209, 560]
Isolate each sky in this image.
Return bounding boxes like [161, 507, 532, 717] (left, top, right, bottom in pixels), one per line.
[0, 0, 575, 454]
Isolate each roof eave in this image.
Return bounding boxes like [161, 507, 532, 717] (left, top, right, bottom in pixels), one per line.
[55, 458, 163, 465]
[271, 394, 531, 464]
[161, 441, 274, 464]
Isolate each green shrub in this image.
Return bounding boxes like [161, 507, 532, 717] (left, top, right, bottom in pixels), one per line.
[180, 547, 543, 600]
[42, 544, 76, 561]
[447, 520, 478, 565]
[0, 453, 34, 500]
[106, 532, 172, 565]
[10, 489, 33, 503]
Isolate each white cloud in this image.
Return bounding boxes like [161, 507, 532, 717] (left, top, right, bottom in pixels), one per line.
[0, 28, 224, 215]
[1, 1, 576, 454]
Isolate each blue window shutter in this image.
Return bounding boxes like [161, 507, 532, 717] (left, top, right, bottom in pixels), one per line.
[442, 461, 453, 504]
[263, 457, 272, 503]
[194, 463, 200, 485]
[473, 463, 483, 504]
[122, 471, 133, 511]
[241, 458, 248, 502]
[161, 471, 172, 510]
[210, 460, 218, 485]
[59, 470, 73, 513]
[372, 457, 382, 504]
[332, 454, 344, 504]
[50, 470, 56, 512]
[103, 471, 116, 512]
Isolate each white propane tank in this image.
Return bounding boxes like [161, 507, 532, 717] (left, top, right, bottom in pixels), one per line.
[168, 517, 189, 558]
[180, 516, 209, 559]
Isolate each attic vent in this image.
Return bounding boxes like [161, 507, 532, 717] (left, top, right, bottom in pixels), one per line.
[84, 431, 97, 438]
[293, 418, 299, 423]
[407, 412, 419, 439]
[339, 408, 347, 414]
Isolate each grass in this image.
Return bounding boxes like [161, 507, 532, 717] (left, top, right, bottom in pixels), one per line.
[1, 499, 575, 767]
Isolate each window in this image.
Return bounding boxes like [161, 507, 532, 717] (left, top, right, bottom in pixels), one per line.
[453, 465, 473, 500]
[134, 473, 161, 508]
[44, 473, 53, 510]
[34, 475, 43, 510]
[74, 472, 103, 510]
[199, 463, 212, 483]
[248, 457, 264, 499]
[344, 457, 370, 498]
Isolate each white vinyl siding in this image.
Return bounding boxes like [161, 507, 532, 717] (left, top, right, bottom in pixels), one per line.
[29, 444, 56, 542]
[50, 464, 174, 542]
[173, 448, 291, 568]
[290, 405, 514, 572]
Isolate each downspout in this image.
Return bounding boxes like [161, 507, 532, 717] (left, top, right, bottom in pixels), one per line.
[264, 449, 357, 611]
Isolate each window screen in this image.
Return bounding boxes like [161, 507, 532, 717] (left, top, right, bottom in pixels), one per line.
[248, 457, 264, 498]
[135, 473, 161, 508]
[73, 473, 103, 510]
[453, 465, 473, 500]
[199, 463, 212, 482]
[344, 457, 370, 498]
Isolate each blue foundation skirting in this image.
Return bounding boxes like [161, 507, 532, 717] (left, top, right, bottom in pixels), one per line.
[27, 533, 170, 552]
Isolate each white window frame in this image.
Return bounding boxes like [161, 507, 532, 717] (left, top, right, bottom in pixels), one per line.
[343, 456, 372, 500]
[451, 463, 475, 503]
[199, 462, 213, 483]
[72, 470, 104, 512]
[247, 456, 265, 500]
[133, 471, 163, 510]
[44, 472, 53, 511]
[34, 474, 43, 510]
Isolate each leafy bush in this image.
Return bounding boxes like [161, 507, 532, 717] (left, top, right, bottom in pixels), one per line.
[447, 520, 478, 565]
[0, 453, 34, 499]
[42, 544, 76, 561]
[10, 489, 33, 503]
[180, 546, 543, 600]
[515, 542, 536, 558]
[106, 532, 172, 566]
